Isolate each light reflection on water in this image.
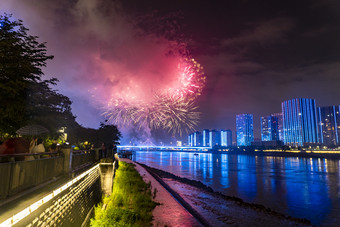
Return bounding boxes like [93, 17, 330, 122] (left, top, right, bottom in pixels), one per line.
[134, 151, 340, 226]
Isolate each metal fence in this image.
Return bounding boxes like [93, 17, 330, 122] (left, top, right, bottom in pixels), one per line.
[0, 149, 116, 227]
[71, 150, 96, 171]
[0, 149, 100, 200]
[0, 156, 64, 199]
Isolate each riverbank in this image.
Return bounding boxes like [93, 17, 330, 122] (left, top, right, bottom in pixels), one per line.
[122, 159, 202, 226]
[212, 150, 340, 160]
[139, 162, 312, 227]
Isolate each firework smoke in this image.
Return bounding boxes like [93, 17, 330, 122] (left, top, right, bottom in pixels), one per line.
[0, 0, 206, 143]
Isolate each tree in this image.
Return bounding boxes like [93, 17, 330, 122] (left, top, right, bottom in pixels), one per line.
[25, 78, 78, 137]
[0, 14, 121, 145]
[97, 122, 121, 146]
[67, 123, 121, 149]
[0, 14, 53, 136]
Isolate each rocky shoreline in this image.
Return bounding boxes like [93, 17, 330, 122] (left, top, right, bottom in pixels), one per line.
[138, 162, 312, 226]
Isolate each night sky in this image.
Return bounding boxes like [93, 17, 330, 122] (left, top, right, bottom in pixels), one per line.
[1, 0, 340, 142]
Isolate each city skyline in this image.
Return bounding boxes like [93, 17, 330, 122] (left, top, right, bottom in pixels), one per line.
[188, 97, 340, 147]
[1, 1, 340, 143]
[188, 129, 232, 147]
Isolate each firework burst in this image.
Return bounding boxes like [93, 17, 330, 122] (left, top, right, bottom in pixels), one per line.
[102, 57, 205, 136]
[153, 94, 200, 135]
[165, 58, 206, 99]
[103, 94, 200, 136]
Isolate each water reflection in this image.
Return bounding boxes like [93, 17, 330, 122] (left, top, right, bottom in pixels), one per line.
[134, 151, 340, 226]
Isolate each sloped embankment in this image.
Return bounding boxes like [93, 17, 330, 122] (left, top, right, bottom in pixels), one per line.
[91, 161, 158, 226]
[139, 163, 312, 227]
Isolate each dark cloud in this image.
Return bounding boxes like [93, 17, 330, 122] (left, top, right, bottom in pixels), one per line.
[221, 17, 294, 48]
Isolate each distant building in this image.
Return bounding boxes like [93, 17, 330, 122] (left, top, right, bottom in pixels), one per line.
[236, 114, 254, 146]
[317, 106, 340, 146]
[188, 133, 194, 147]
[193, 131, 202, 146]
[282, 98, 319, 146]
[261, 115, 280, 141]
[221, 129, 232, 146]
[210, 130, 220, 146]
[271, 112, 284, 141]
[202, 129, 210, 147]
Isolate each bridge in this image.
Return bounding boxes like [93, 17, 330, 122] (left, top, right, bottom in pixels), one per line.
[0, 148, 117, 227]
[117, 145, 211, 152]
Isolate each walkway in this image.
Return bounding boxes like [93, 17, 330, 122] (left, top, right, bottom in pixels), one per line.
[120, 159, 202, 227]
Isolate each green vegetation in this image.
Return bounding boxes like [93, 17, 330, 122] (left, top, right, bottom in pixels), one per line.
[91, 161, 158, 227]
[0, 13, 75, 138]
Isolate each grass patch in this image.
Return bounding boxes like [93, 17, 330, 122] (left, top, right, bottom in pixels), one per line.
[91, 161, 158, 227]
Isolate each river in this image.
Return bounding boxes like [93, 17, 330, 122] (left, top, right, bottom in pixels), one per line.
[133, 151, 340, 226]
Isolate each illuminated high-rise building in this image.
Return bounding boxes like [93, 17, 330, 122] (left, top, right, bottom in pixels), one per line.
[282, 98, 319, 146]
[271, 112, 284, 141]
[236, 114, 254, 146]
[261, 115, 279, 141]
[202, 129, 210, 147]
[188, 133, 194, 146]
[317, 106, 340, 146]
[210, 130, 219, 146]
[221, 130, 232, 146]
[261, 116, 272, 141]
[193, 131, 202, 147]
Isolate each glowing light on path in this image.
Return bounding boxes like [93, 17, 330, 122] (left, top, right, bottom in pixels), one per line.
[0, 164, 100, 227]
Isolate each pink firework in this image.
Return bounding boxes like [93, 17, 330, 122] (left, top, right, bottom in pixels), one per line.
[165, 58, 205, 100]
[101, 57, 205, 136]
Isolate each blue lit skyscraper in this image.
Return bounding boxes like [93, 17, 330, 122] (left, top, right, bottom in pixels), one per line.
[272, 112, 284, 141]
[236, 114, 254, 146]
[193, 131, 202, 146]
[210, 130, 220, 146]
[188, 133, 193, 146]
[202, 129, 210, 147]
[261, 115, 279, 141]
[261, 116, 272, 141]
[221, 130, 232, 146]
[282, 98, 319, 146]
[317, 106, 340, 146]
